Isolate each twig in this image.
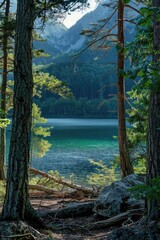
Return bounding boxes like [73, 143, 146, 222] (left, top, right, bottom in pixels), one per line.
[1, 233, 36, 239]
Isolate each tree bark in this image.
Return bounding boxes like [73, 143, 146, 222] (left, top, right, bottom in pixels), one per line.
[117, 0, 134, 178]
[2, 0, 35, 220]
[0, 0, 10, 181]
[147, 0, 160, 218]
[40, 201, 94, 219]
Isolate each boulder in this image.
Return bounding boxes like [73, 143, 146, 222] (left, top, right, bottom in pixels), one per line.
[107, 220, 160, 240]
[94, 174, 144, 218]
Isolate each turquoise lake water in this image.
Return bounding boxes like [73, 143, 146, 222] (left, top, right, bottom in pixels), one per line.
[7, 119, 119, 184]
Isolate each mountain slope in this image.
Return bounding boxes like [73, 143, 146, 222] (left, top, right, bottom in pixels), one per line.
[37, 0, 139, 57]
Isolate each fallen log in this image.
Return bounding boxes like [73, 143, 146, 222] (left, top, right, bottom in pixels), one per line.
[29, 184, 68, 198]
[87, 208, 144, 230]
[29, 184, 87, 199]
[29, 167, 97, 196]
[40, 201, 95, 219]
[29, 184, 58, 194]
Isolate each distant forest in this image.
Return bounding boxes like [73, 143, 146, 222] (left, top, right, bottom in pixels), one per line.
[34, 50, 133, 118]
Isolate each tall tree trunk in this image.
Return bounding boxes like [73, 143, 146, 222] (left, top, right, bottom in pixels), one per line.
[0, 0, 10, 181]
[2, 0, 35, 220]
[147, 0, 160, 218]
[117, 0, 133, 178]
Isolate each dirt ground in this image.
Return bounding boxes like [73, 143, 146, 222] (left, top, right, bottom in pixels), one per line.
[0, 195, 121, 240]
[30, 196, 115, 240]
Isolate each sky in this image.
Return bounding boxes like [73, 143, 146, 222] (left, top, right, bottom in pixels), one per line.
[63, 0, 98, 28]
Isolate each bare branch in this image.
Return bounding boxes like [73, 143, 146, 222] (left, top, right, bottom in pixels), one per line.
[74, 33, 117, 57]
[124, 19, 137, 25]
[0, 0, 6, 8]
[125, 4, 140, 14]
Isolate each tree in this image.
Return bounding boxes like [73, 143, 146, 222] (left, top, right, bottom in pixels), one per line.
[117, 0, 133, 177]
[2, 0, 35, 220]
[0, 0, 11, 180]
[81, 0, 134, 177]
[147, 0, 160, 218]
[2, 0, 88, 222]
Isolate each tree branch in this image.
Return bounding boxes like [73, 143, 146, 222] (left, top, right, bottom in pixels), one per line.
[29, 167, 97, 195]
[125, 4, 140, 14]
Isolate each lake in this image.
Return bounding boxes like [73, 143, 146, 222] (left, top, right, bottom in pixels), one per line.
[30, 118, 119, 184]
[6, 119, 119, 184]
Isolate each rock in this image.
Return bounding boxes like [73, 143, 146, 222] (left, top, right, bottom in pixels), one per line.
[107, 220, 160, 240]
[94, 174, 144, 218]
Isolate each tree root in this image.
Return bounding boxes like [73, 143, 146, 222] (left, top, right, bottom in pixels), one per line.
[25, 201, 46, 229]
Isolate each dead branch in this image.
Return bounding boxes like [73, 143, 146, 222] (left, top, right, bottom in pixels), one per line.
[125, 4, 140, 14]
[1, 233, 36, 239]
[0, 0, 6, 8]
[29, 167, 97, 196]
[88, 208, 144, 229]
[89, 212, 129, 229]
[124, 19, 137, 25]
[29, 184, 85, 199]
[29, 184, 65, 196]
[91, 7, 118, 37]
[40, 201, 95, 219]
[74, 33, 117, 57]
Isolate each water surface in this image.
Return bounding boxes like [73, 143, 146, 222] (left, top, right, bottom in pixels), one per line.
[31, 118, 119, 183]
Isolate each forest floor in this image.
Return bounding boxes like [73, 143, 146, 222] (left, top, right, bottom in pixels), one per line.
[1, 191, 159, 239]
[31, 196, 113, 240]
[0, 195, 115, 240]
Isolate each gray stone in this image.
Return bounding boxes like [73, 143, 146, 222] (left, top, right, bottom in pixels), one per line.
[107, 220, 160, 240]
[94, 174, 144, 218]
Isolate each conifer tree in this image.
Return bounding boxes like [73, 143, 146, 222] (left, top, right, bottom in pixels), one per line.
[147, 0, 160, 219]
[81, 0, 135, 177]
[0, 0, 11, 180]
[2, 0, 88, 223]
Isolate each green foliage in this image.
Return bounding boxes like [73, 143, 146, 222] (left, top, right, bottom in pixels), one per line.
[0, 181, 5, 204]
[37, 97, 117, 118]
[42, 54, 120, 118]
[122, 0, 130, 3]
[127, 87, 148, 151]
[125, 0, 160, 92]
[129, 177, 160, 201]
[0, 118, 10, 128]
[124, 2, 153, 175]
[33, 67, 73, 98]
[87, 159, 117, 187]
[31, 103, 51, 159]
[126, 83, 148, 175]
[133, 158, 146, 175]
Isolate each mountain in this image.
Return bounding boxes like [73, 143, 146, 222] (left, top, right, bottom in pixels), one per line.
[33, 20, 67, 64]
[37, 0, 139, 56]
[52, 2, 110, 53]
[38, 2, 112, 54]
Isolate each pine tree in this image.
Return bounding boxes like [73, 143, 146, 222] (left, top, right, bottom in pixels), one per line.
[2, 0, 88, 223]
[147, 0, 160, 219]
[0, 0, 11, 180]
